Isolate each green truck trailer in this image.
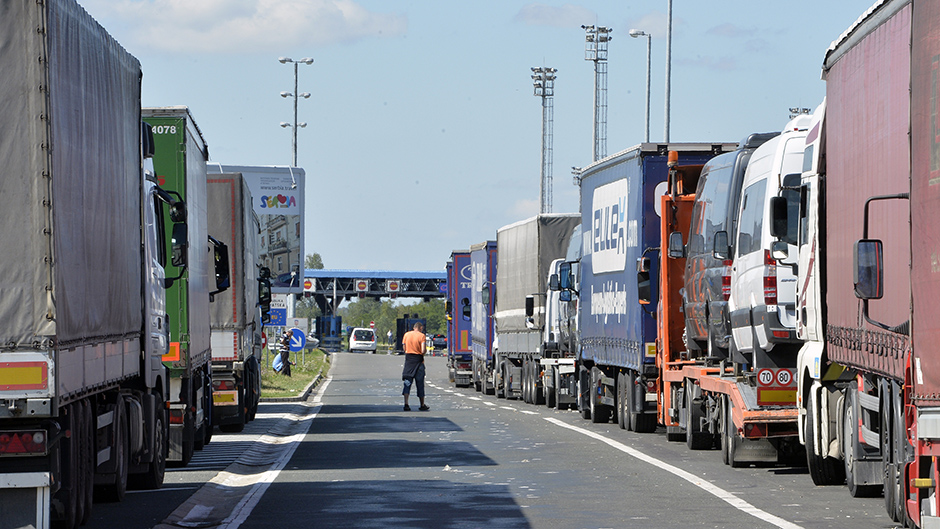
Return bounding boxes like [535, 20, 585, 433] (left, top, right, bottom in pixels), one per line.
[143, 106, 229, 466]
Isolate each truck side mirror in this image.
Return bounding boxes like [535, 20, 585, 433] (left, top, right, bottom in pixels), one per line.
[854, 239, 883, 300]
[141, 121, 156, 159]
[482, 286, 490, 307]
[713, 231, 730, 260]
[171, 223, 188, 267]
[259, 266, 271, 280]
[549, 273, 560, 291]
[770, 196, 788, 238]
[559, 290, 571, 302]
[258, 277, 272, 322]
[525, 295, 535, 318]
[559, 262, 573, 290]
[667, 231, 685, 259]
[771, 240, 789, 261]
[636, 256, 651, 273]
[637, 271, 652, 305]
[462, 303, 471, 321]
[445, 299, 453, 314]
[209, 236, 231, 297]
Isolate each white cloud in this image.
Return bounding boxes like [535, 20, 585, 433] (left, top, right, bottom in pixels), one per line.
[514, 3, 595, 28]
[81, 0, 407, 54]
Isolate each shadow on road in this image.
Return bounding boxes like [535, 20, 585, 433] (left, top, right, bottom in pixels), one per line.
[292, 439, 496, 470]
[257, 479, 531, 528]
[308, 415, 463, 434]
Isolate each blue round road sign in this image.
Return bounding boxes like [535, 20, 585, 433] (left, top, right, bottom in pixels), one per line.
[288, 328, 306, 352]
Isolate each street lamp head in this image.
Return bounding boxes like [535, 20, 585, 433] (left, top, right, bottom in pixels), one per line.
[280, 91, 291, 98]
[297, 122, 307, 128]
[629, 29, 648, 38]
[278, 57, 291, 64]
[299, 57, 314, 65]
[280, 122, 290, 128]
[300, 92, 311, 99]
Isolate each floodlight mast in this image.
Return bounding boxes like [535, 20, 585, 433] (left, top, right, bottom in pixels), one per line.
[278, 56, 314, 166]
[582, 25, 611, 162]
[532, 67, 557, 214]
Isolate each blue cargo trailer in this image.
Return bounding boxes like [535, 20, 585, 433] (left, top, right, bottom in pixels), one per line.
[446, 251, 473, 386]
[469, 241, 497, 394]
[574, 143, 736, 426]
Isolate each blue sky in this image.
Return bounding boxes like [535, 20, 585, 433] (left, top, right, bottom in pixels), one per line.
[81, 0, 874, 272]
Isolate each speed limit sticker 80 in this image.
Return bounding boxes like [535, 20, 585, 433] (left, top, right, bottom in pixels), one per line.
[758, 368, 794, 387]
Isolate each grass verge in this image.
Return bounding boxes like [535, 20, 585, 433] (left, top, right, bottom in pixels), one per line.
[261, 348, 331, 399]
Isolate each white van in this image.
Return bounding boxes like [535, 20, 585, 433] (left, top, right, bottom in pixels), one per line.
[721, 114, 810, 367]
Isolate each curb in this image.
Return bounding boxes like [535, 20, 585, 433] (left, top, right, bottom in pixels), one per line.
[260, 371, 323, 403]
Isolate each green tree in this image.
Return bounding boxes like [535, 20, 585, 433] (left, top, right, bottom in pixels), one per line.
[306, 253, 324, 269]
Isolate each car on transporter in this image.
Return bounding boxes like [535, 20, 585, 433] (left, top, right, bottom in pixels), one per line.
[349, 327, 377, 353]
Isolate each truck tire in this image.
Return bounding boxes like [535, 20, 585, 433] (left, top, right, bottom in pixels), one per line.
[496, 364, 506, 399]
[555, 370, 568, 411]
[136, 394, 167, 490]
[882, 390, 898, 522]
[720, 394, 730, 465]
[723, 394, 744, 467]
[578, 368, 591, 420]
[545, 366, 556, 408]
[80, 399, 95, 525]
[533, 362, 545, 405]
[804, 390, 845, 486]
[630, 371, 657, 433]
[590, 370, 610, 424]
[617, 372, 627, 430]
[97, 398, 129, 502]
[520, 360, 527, 402]
[843, 388, 882, 497]
[59, 400, 84, 529]
[685, 382, 713, 450]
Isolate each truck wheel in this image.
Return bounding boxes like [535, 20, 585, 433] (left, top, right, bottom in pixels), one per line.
[98, 398, 129, 502]
[555, 370, 568, 411]
[203, 372, 214, 447]
[892, 383, 913, 527]
[723, 395, 744, 467]
[522, 360, 531, 404]
[805, 390, 845, 485]
[881, 390, 898, 522]
[578, 368, 591, 420]
[843, 388, 882, 497]
[617, 372, 627, 429]
[534, 363, 545, 405]
[685, 382, 713, 450]
[546, 367, 556, 408]
[59, 400, 84, 529]
[631, 371, 657, 433]
[139, 395, 167, 489]
[622, 372, 634, 431]
[590, 371, 610, 424]
[80, 399, 95, 525]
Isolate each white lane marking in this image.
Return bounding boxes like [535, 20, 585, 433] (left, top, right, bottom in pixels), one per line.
[215, 376, 332, 529]
[544, 417, 803, 529]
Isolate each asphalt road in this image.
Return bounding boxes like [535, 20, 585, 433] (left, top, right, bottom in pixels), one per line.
[86, 353, 899, 529]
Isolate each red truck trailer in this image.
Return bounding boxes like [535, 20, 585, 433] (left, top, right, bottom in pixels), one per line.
[785, 0, 940, 525]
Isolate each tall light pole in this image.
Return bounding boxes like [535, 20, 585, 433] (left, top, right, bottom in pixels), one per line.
[532, 67, 556, 214]
[629, 29, 651, 143]
[664, 0, 673, 142]
[582, 25, 611, 162]
[278, 56, 313, 167]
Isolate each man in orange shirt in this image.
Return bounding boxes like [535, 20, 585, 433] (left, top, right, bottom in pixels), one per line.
[401, 322, 429, 411]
